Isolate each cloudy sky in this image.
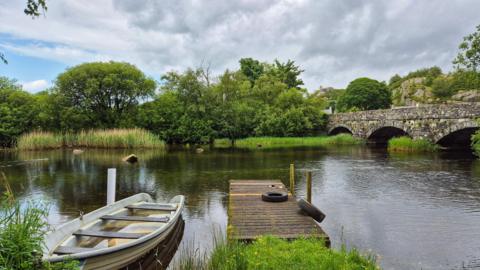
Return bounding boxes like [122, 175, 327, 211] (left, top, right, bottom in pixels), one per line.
[0, 0, 479, 92]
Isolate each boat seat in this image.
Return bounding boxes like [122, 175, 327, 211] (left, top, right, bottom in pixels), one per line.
[100, 215, 169, 223]
[53, 246, 99, 255]
[126, 203, 177, 211]
[73, 229, 146, 239]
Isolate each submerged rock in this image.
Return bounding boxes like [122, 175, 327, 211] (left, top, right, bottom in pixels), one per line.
[72, 149, 84, 155]
[195, 147, 204, 153]
[122, 154, 138, 163]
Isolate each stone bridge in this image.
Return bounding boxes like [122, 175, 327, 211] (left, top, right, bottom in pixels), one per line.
[327, 103, 480, 147]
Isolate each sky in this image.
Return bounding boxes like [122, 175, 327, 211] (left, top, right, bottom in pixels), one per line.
[0, 0, 479, 92]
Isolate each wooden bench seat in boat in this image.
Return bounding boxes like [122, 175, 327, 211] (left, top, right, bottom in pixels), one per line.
[126, 204, 177, 211]
[100, 215, 169, 223]
[73, 230, 147, 239]
[53, 246, 99, 255]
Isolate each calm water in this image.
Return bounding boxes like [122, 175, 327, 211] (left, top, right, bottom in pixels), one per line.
[2, 147, 480, 270]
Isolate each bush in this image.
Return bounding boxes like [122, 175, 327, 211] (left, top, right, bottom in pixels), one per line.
[388, 136, 437, 152]
[431, 76, 454, 100]
[472, 130, 480, 157]
[337, 78, 391, 112]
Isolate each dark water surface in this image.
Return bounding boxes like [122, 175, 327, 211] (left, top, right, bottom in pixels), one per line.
[2, 147, 480, 270]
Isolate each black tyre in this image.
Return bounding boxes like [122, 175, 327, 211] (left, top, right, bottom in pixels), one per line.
[297, 198, 326, 222]
[262, 191, 288, 202]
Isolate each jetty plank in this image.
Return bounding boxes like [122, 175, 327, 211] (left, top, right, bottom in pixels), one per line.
[228, 180, 329, 242]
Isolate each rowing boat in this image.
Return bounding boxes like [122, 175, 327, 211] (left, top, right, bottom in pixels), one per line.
[43, 193, 184, 270]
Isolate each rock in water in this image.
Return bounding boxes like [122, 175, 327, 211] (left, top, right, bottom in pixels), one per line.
[195, 148, 204, 153]
[122, 154, 138, 163]
[73, 149, 84, 155]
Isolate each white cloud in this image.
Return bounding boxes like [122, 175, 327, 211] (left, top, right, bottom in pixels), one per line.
[21, 79, 49, 92]
[0, 0, 479, 90]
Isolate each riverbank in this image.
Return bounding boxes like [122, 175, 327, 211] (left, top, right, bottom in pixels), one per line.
[16, 129, 164, 150]
[473, 131, 480, 157]
[214, 134, 363, 149]
[174, 236, 378, 270]
[388, 136, 437, 152]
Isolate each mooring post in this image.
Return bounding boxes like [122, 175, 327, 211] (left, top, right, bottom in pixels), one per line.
[107, 168, 116, 205]
[306, 171, 312, 203]
[289, 163, 295, 196]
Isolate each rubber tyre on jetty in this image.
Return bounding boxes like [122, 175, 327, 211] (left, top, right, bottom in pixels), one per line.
[297, 198, 326, 222]
[262, 191, 288, 202]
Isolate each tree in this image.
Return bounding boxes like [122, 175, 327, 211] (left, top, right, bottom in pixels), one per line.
[453, 24, 480, 71]
[269, 59, 304, 89]
[239, 58, 264, 86]
[55, 62, 156, 129]
[0, 77, 39, 146]
[337, 78, 391, 112]
[431, 76, 454, 101]
[1, 0, 48, 64]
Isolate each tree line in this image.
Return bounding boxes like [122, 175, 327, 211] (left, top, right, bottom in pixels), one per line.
[0, 59, 328, 147]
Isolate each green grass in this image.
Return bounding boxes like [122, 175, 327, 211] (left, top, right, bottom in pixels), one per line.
[0, 174, 78, 269]
[16, 128, 164, 150]
[173, 236, 378, 270]
[472, 131, 480, 157]
[388, 136, 437, 152]
[215, 134, 363, 149]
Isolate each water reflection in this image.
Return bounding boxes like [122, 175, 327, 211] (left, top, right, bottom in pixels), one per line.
[1, 147, 480, 269]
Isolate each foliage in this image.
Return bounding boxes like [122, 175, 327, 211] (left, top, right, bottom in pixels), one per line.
[337, 78, 391, 112]
[239, 58, 264, 86]
[0, 175, 78, 270]
[16, 129, 164, 150]
[174, 236, 378, 270]
[431, 76, 455, 100]
[0, 77, 39, 147]
[214, 134, 363, 149]
[388, 67, 443, 90]
[472, 129, 480, 157]
[55, 61, 156, 129]
[24, 0, 47, 17]
[453, 24, 480, 71]
[388, 136, 437, 152]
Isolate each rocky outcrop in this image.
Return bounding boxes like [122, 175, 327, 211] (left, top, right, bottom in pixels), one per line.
[391, 78, 434, 106]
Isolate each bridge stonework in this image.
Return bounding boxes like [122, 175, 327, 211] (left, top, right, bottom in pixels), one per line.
[327, 103, 480, 143]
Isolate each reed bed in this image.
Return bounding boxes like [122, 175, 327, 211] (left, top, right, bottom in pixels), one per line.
[16, 128, 164, 150]
[172, 236, 378, 270]
[388, 136, 437, 152]
[214, 134, 363, 149]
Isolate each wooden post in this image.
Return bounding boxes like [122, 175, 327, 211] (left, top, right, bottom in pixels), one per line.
[289, 163, 295, 196]
[306, 171, 312, 203]
[107, 168, 116, 205]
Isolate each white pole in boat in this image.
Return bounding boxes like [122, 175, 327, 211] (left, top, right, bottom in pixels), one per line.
[107, 168, 116, 205]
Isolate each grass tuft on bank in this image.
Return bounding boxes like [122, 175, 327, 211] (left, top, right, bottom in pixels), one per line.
[388, 136, 437, 152]
[174, 235, 378, 270]
[473, 130, 480, 157]
[16, 128, 164, 150]
[214, 134, 363, 149]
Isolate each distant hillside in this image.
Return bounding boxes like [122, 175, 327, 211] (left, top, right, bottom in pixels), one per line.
[389, 67, 480, 107]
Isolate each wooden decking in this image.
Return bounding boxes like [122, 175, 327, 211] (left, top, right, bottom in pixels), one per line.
[228, 180, 329, 243]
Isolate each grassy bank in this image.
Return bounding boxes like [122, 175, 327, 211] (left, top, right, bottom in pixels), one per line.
[473, 131, 480, 157]
[214, 134, 363, 149]
[388, 136, 437, 152]
[16, 128, 164, 150]
[0, 176, 78, 269]
[174, 236, 378, 270]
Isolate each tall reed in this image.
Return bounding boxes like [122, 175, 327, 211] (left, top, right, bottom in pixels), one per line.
[16, 128, 164, 150]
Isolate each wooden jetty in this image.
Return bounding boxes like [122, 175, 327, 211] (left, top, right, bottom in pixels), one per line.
[228, 180, 329, 244]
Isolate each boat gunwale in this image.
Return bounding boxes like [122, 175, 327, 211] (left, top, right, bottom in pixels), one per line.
[44, 193, 185, 263]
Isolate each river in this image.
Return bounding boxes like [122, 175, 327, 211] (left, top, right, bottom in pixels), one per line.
[1, 147, 480, 269]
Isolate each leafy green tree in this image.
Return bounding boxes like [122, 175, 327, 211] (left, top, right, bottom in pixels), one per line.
[1, 0, 48, 64]
[453, 24, 480, 71]
[268, 60, 304, 89]
[239, 58, 265, 86]
[337, 77, 391, 112]
[0, 77, 39, 146]
[55, 62, 156, 129]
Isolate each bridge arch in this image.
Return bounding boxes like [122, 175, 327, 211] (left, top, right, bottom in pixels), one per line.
[367, 126, 409, 144]
[435, 120, 479, 148]
[328, 125, 353, 136]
